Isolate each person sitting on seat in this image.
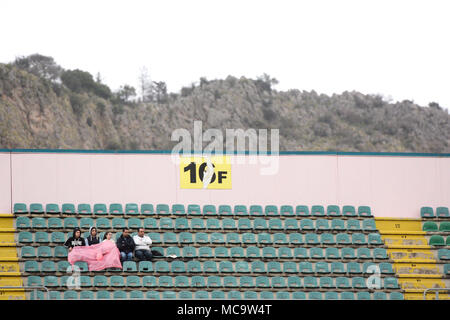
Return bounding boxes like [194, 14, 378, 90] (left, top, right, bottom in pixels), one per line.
[86, 227, 100, 246]
[116, 228, 135, 262]
[64, 227, 86, 252]
[133, 228, 153, 261]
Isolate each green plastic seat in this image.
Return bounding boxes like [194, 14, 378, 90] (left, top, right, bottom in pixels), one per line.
[235, 261, 250, 273]
[284, 218, 299, 230]
[300, 219, 314, 231]
[220, 218, 235, 230]
[171, 261, 186, 273]
[352, 233, 367, 245]
[262, 247, 277, 259]
[299, 262, 314, 274]
[325, 292, 339, 300]
[443, 264, 450, 275]
[191, 276, 206, 287]
[357, 247, 372, 259]
[179, 291, 193, 299]
[268, 218, 283, 231]
[162, 291, 177, 299]
[358, 206, 373, 217]
[77, 204, 91, 215]
[231, 247, 245, 259]
[352, 277, 367, 289]
[93, 275, 108, 287]
[341, 292, 355, 300]
[129, 291, 144, 299]
[326, 247, 340, 259]
[292, 292, 306, 300]
[211, 290, 226, 299]
[18, 231, 33, 244]
[206, 218, 221, 230]
[304, 276, 319, 288]
[172, 204, 186, 215]
[238, 218, 252, 230]
[439, 222, 450, 232]
[256, 276, 270, 288]
[24, 261, 40, 272]
[259, 291, 273, 299]
[203, 205, 217, 216]
[331, 262, 346, 274]
[16, 217, 31, 229]
[141, 204, 154, 215]
[143, 217, 157, 229]
[64, 291, 79, 300]
[390, 292, 404, 300]
[35, 232, 50, 244]
[310, 247, 324, 259]
[436, 207, 450, 218]
[342, 205, 357, 217]
[109, 203, 123, 215]
[311, 205, 325, 217]
[384, 277, 399, 289]
[321, 233, 335, 245]
[380, 263, 395, 274]
[45, 203, 60, 214]
[111, 217, 126, 229]
[148, 232, 161, 244]
[347, 219, 361, 231]
[166, 246, 181, 257]
[253, 218, 268, 230]
[226, 232, 240, 245]
[271, 276, 287, 288]
[96, 291, 111, 299]
[14, 203, 28, 214]
[296, 205, 310, 216]
[78, 217, 92, 229]
[32, 217, 46, 229]
[56, 261, 70, 273]
[283, 261, 297, 273]
[316, 219, 330, 231]
[327, 205, 341, 217]
[159, 217, 173, 229]
[373, 292, 387, 300]
[142, 276, 157, 287]
[228, 291, 242, 299]
[27, 276, 42, 287]
[305, 233, 319, 245]
[293, 247, 308, 259]
[336, 277, 351, 289]
[218, 205, 232, 216]
[175, 217, 190, 230]
[273, 233, 288, 245]
[336, 233, 351, 245]
[74, 261, 88, 272]
[234, 205, 248, 216]
[437, 249, 448, 260]
[125, 203, 139, 215]
[54, 246, 68, 258]
[347, 262, 362, 274]
[368, 233, 383, 245]
[126, 217, 141, 229]
[178, 232, 192, 244]
[190, 218, 205, 230]
[280, 205, 294, 217]
[247, 246, 261, 258]
[447, 236, 450, 245]
[30, 203, 44, 214]
[331, 219, 346, 231]
[422, 221, 438, 232]
[123, 261, 137, 272]
[342, 247, 356, 259]
[267, 261, 282, 273]
[156, 204, 170, 215]
[224, 276, 238, 288]
[96, 217, 111, 229]
[363, 219, 377, 231]
[249, 205, 264, 216]
[195, 232, 209, 244]
[158, 275, 173, 287]
[207, 276, 222, 288]
[79, 275, 92, 287]
[319, 276, 334, 289]
[155, 261, 170, 273]
[210, 232, 225, 244]
[113, 291, 127, 299]
[41, 261, 56, 273]
[219, 261, 233, 273]
[287, 276, 302, 288]
[374, 248, 388, 259]
[162, 232, 177, 244]
[265, 205, 279, 216]
[240, 276, 254, 288]
[93, 203, 107, 215]
[314, 261, 329, 274]
[251, 261, 266, 273]
[357, 292, 371, 300]
[420, 206, 434, 218]
[187, 204, 201, 216]
[289, 233, 304, 245]
[126, 275, 141, 287]
[194, 291, 209, 299]
[244, 291, 258, 299]
[257, 233, 271, 245]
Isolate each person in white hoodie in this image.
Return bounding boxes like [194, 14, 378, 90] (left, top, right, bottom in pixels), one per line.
[133, 228, 153, 261]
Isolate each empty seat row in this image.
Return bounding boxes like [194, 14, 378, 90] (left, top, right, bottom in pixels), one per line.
[428, 235, 450, 246]
[15, 216, 378, 232]
[421, 207, 450, 219]
[422, 221, 450, 232]
[17, 231, 384, 246]
[27, 274, 399, 289]
[30, 290, 404, 300]
[14, 203, 373, 217]
[25, 259, 394, 274]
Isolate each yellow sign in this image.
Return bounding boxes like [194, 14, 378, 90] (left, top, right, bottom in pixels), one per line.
[180, 155, 232, 189]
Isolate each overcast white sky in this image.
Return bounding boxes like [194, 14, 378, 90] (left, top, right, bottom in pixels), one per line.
[1, 0, 449, 109]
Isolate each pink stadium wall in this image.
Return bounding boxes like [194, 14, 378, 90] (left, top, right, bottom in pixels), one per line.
[1, 152, 449, 218]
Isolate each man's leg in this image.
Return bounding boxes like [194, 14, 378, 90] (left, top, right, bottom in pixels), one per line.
[120, 251, 126, 262]
[127, 252, 134, 261]
[143, 250, 153, 261]
[135, 250, 144, 261]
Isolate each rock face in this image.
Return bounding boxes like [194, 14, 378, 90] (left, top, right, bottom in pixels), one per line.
[0, 63, 449, 152]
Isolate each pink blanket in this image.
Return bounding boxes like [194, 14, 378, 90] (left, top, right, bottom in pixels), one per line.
[68, 240, 122, 271]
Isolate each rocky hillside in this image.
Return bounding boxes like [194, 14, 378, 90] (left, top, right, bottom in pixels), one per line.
[0, 57, 449, 152]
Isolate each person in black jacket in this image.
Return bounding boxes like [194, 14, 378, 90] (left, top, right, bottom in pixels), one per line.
[64, 227, 86, 252]
[116, 228, 135, 262]
[86, 227, 100, 246]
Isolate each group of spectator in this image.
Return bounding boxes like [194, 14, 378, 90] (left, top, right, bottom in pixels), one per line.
[64, 227, 154, 262]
